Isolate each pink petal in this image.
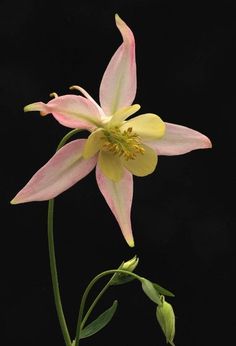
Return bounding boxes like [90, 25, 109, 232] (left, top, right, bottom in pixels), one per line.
[99, 14, 136, 115]
[11, 139, 97, 204]
[146, 122, 212, 155]
[24, 95, 102, 130]
[96, 164, 134, 247]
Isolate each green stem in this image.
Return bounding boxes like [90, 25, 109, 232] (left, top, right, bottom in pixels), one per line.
[48, 199, 71, 346]
[47, 128, 82, 346]
[75, 269, 141, 346]
[80, 277, 112, 330]
[56, 128, 83, 151]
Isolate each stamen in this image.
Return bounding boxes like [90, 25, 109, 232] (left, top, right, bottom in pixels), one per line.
[102, 127, 145, 160]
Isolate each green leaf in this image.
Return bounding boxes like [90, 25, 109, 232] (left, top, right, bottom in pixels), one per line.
[152, 283, 175, 297]
[141, 278, 162, 305]
[80, 300, 118, 339]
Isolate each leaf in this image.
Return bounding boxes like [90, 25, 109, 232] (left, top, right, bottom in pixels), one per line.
[141, 278, 162, 305]
[80, 300, 118, 339]
[152, 283, 175, 297]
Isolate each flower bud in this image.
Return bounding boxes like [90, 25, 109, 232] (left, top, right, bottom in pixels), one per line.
[110, 255, 139, 286]
[156, 296, 175, 345]
[122, 255, 139, 271]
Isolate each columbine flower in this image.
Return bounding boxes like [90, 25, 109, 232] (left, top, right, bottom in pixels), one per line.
[11, 14, 211, 247]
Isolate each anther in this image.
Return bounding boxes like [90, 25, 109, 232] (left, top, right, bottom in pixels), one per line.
[102, 127, 145, 160]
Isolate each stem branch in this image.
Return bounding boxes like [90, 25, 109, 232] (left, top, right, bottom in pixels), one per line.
[75, 269, 140, 346]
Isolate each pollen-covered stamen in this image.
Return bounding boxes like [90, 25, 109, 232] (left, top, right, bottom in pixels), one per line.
[102, 127, 145, 160]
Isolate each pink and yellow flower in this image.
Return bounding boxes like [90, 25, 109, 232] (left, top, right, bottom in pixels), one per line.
[11, 15, 211, 247]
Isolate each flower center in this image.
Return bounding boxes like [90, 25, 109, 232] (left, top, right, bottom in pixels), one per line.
[102, 127, 145, 160]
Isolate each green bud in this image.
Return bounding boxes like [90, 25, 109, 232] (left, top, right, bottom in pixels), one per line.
[122, 255, 139, 271]
[156, 296, 175, 345]
[110, 255, 139, 286]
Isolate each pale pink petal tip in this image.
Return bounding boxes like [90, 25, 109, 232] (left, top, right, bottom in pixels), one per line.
[115, 14, 134, 44]
[24, 102, 49, 116]
[10, 197, 18, 205]
[205, 136, 212, 148]
[128, 238, 135, 247]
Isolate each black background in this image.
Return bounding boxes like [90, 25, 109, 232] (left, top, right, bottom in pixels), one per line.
[1, 1, 235, 345]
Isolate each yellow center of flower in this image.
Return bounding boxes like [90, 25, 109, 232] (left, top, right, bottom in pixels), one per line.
[102, 127, 145, 160]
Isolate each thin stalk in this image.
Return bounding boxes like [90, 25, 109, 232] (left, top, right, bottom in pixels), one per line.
[56, 129, 83, 151]
[80, 278, 112, 330]
[75, 269, 140, 346]
[47, 128, 82, 346]
[48, 199, 71, 346]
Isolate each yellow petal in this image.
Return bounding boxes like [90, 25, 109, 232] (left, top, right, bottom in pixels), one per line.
[121, 113, 165, 140]
[122, 144, 157, 176]
[108, 104, 141, 126]
[98, 150, 124, 181]
[83, 129, 104, 159]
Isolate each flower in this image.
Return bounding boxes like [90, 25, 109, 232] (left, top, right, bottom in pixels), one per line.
[11, 14, 211, 247]
[156, 296, 175, 345]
